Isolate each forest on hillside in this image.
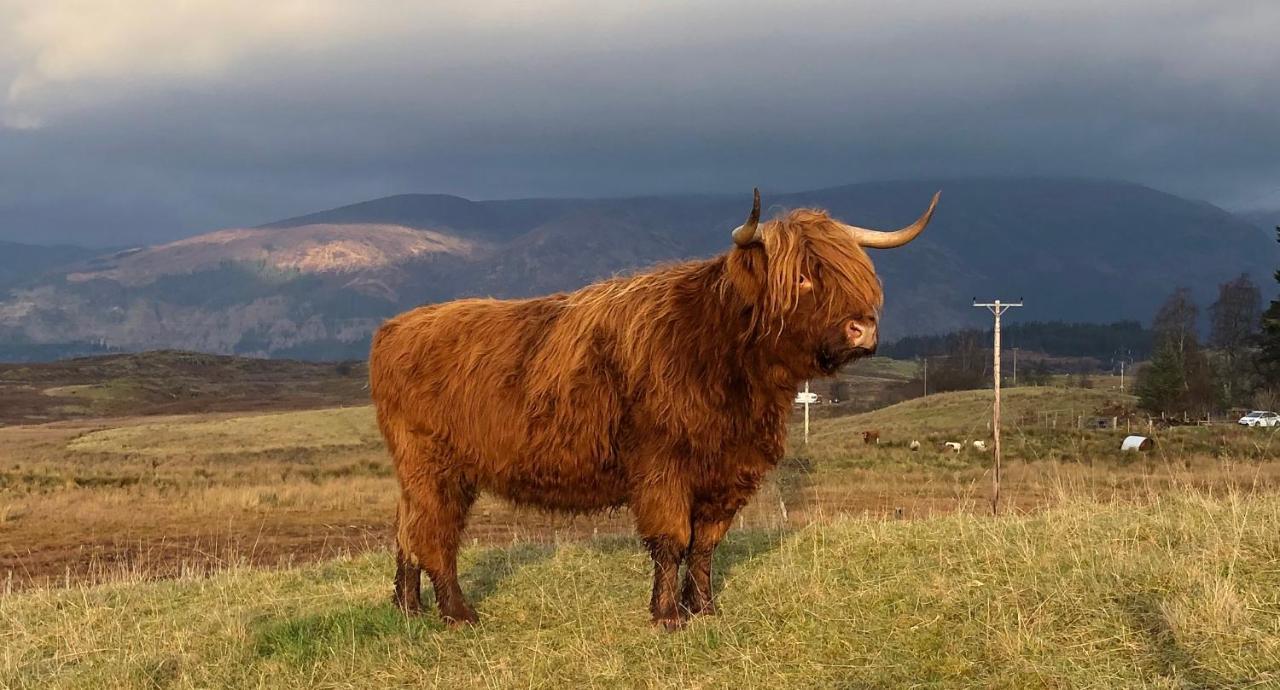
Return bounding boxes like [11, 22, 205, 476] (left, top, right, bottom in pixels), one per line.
[882, 320, 1153, 361]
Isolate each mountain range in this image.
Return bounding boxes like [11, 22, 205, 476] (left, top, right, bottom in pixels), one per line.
[1240, 209, 1278, 233]
[0, 178, 1275, 361]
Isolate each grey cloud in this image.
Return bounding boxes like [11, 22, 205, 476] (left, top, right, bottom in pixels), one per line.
[1, 0, 1278, 245]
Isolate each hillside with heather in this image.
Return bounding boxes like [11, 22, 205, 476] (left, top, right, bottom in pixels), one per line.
[0, 178, 1273, 360]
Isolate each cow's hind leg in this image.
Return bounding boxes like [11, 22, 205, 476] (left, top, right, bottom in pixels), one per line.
[392, 497, 423, 614]
[398, 470, 479, 626]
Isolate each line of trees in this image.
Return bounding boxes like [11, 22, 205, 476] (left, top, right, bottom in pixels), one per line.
[1135, 226, 1280, 416]
[1260, 228, 1280, 391]
[884, 320, 1153, 361]
[1134, 287, 1224, 416]
[924, 331, 989, 392]
[883, 229, 1280, 409]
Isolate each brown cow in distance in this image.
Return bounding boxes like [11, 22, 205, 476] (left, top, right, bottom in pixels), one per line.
[369, 188, 939, 629]
[862, 430, 880, 445]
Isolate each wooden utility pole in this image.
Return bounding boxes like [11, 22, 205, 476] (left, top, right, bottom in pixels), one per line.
[803, 380, 811, 444]
[1114, 348, 1132, 393]
[795, 381, 816, 444]
[974, 298, 1023, 515]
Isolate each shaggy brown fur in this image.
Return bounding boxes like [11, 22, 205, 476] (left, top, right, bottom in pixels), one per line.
[862, 430, 881, 445]
[370, 200, 927, 629]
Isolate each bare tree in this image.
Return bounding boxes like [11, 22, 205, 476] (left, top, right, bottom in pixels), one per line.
[1209, 273, 1261, 405]
[930, 332, 989, 392]
[1153, 287, 1199, 356]
[1139, 288, 1221, 416]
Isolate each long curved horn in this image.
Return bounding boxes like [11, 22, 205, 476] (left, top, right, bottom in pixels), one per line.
[838, 191, 940, 249]
[731, 187, 762, 246]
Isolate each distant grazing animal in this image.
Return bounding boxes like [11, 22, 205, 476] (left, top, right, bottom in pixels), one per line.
[943, 441, 963, 452]
[862, 430, 880, 445]
[972, 440, 987, 451]
[369, 188, 939, 629]
[909, 440, 921, 451]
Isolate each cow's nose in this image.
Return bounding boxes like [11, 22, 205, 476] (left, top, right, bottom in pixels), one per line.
[845, 319, 877, 351]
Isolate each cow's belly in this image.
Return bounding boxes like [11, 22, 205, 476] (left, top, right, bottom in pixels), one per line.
[480, 454, 631, 514]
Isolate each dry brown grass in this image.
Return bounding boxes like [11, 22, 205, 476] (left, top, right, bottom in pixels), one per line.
[5, 389, 1280, 590]
[3, 490, 1278, 688]
[3, 384, 1280, 687]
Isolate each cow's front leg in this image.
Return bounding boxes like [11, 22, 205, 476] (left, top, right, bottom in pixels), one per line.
[680, 511, 735, 616]
[632, 487, 692, 631]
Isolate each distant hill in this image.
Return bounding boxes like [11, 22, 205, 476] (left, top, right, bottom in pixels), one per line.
[1239, 209, 1278, 232]
[262, 193, 582, 243]
[0, 178, 1275, 360]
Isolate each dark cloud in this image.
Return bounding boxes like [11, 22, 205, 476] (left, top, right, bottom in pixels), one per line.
[2, 1, 1278, 245]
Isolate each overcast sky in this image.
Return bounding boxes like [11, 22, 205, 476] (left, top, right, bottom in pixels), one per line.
[1, 0, 1278, 246]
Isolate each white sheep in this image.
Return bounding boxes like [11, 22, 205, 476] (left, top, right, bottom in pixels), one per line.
[972, 440, 988, 451]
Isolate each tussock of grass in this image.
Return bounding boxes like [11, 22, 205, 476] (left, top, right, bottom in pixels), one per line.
[3, 492, 1278, 688]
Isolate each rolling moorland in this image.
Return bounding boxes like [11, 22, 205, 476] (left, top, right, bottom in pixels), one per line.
[2, 352, 1280, 686]
[1, 177, 1276, 360]
[0, 352, 921, 585]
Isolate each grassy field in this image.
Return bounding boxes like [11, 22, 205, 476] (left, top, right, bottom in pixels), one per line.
[65, 406, 381, 457]
[810, 385, 1280, 473]
[0, 406, 630, 587]
[6, 382, 1280, 587]
[815, 385, 1131, 441]
[0, 351, 368, 425]
[2, 491, 1277, 688]
[4, 354, 1280, 686]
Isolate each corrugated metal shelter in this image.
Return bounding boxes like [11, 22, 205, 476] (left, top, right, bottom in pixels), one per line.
[1121, 435, 1154, 451]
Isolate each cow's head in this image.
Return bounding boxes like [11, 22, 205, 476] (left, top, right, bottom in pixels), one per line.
[727, 188, 938, 377]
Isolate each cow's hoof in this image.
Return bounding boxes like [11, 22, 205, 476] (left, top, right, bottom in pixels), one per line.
[392, 597, 423, 617]
[681, 601, 717, 617]
[652, 614, 687, 632]
[443, 607, 479, 628]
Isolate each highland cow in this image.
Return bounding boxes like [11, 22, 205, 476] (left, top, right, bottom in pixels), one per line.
[369, 188, 938, 629]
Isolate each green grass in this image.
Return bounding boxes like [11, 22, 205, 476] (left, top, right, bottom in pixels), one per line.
[3, 492, 1278, 688]
[796, 387, 1127, 471]
[41, 381, 142, 403]
[65, 406, 379, 458]
[844, 355, 920, 380]
[0, 350, 368, 425]
[820, 386, 1132, 439]
[795, 386, 1280, 471]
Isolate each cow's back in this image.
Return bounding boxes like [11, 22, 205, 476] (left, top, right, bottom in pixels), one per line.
[370, 295, 629, 510]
